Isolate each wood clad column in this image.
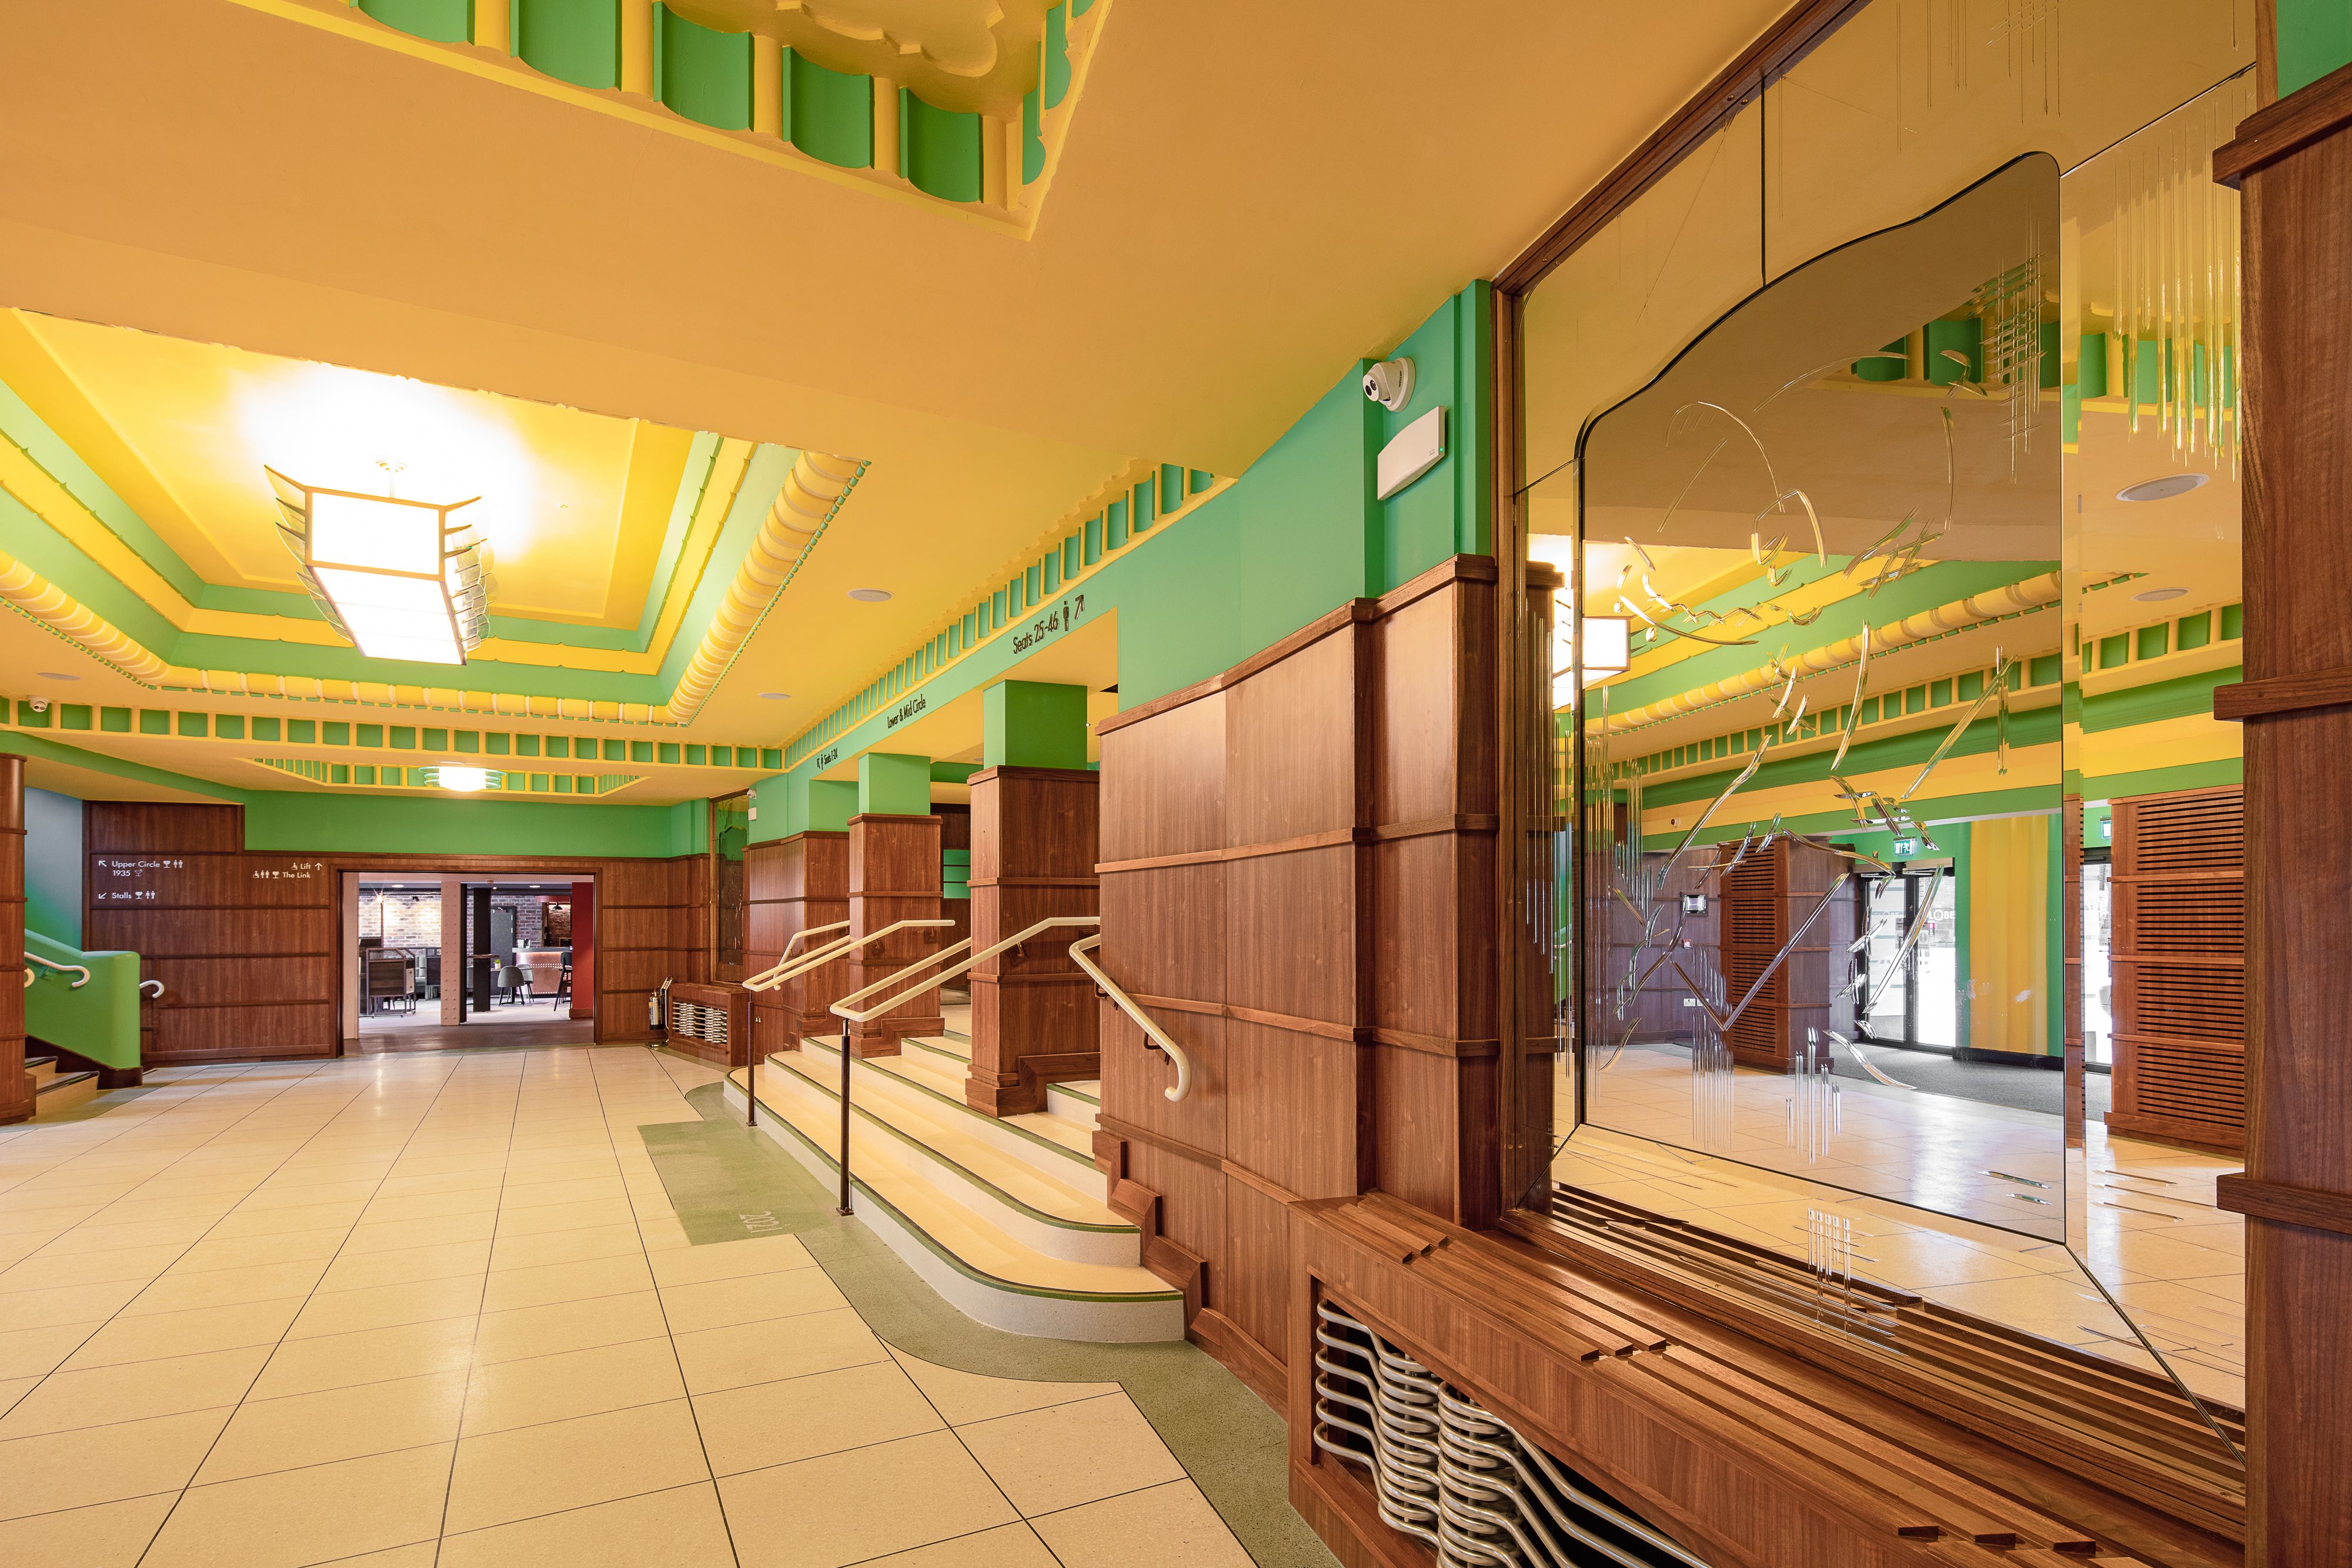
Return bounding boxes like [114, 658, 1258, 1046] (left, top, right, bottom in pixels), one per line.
[965, 766, 1098, 1115]
[845, 814, 943, 1055]
[745, 831, 848, 1052]
[2214, 68, 2352, 1567]
[0, 755, 29, 1125]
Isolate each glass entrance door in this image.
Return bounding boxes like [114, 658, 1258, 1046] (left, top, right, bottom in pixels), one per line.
[1857, 868, 1956, 1049]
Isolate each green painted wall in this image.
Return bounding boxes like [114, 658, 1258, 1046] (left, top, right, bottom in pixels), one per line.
[983, 680, 1088, 769]
[2278, 0, 2352, 96]
[858, 753, 931, 817]
[242, 790, 696, 858]
[24, 785, 83, 945]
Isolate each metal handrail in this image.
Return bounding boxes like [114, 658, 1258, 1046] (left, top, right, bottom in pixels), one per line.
[26, 952, 91, 989]
[1070, 935, 1192, 1103]
[734, 918, 953, 1145]
[818, 915, 1100, 1215]
[740, 920, 851, 991]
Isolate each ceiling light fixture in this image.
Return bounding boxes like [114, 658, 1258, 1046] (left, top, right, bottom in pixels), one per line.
[2132, 587, 2190, 603]
[425, 765, 497, 792]
[758, 691, 792, 700]
[35, 671, 78, 681]
[846, 587, 892, 603]
[266, 468, 495, 666]
[2116, 473, 2209, 503]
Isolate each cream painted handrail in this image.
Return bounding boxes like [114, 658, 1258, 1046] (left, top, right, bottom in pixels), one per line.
[26, 952, 91, 989]
[740, 920, 851, 992]
[1069, 934, 1192, 1103]
[828, 915, 1100, 1025]
[734, 918, 953, 1141]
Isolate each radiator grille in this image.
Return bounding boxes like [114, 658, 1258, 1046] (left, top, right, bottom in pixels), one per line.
[2117, 965, 2244, 1042]
[2117, 791, 2243, 876]
[2126, 1040, 2247, 1139]
[2127, 883, 2244, 954]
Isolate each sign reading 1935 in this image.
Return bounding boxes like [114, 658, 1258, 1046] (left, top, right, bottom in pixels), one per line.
[93, 857, 184, 903]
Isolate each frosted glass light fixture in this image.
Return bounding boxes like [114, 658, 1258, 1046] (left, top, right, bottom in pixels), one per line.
[267, 468, 495, 665]
[426, 765, 496, 792]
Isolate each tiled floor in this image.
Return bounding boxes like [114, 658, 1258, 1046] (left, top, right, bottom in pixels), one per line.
[0, 1047, 1258, 1567]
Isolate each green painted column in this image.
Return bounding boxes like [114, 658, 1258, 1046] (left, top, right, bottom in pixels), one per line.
[857, 752, 932, 816]
[982, 681, 1090, 770]
[2278, 0, 2352, 96]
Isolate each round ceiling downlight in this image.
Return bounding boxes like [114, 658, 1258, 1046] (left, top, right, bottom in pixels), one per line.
[35, 671, 79, 680]
[758, 692, 792, 700]
[2132, 587, 2189, 603]
[2117, 473, 2210, 503]
[846, 587, 893, 603]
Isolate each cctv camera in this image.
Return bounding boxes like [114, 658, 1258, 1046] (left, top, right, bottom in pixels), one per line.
[1363, 357, 1414, 412]
[26, 698, 47, 714]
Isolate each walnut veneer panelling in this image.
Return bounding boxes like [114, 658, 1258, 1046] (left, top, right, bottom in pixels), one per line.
[2108, 785, 2246, 1153]
[846, 813, 943, 1054]
[1, 755, 29, 1125]
[967, 767, 1100, 1115]
[1716, 838, 1853, 1072]
[78, 803, 714, 1063]
[745, 832, 849, 1051]
[1090, 557, 1509, 1403]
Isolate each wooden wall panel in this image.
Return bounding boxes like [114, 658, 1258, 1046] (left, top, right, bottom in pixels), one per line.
[744, 831, 850, 1051]
[2108, 784, 2246, 1152]
[967, 767, 1100, 1115]
[846, 814, 943, 1054]
[0, 755, 28, 1125]
[1091, 557, 1514, 1403]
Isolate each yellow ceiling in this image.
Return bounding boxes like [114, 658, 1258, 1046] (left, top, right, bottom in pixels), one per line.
[2, 310, 695, 627]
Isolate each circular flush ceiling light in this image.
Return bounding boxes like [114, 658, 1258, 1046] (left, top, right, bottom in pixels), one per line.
[36, 671, 79, 681]
[846, 587, 893, 603]
[758, 691, 792, 700]
[2133, 587, 2189, 603]
[2117, 473, 2209, 503]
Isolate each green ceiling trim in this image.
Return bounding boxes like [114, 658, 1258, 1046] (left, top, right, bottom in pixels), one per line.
[0, 377, 210, 611]
[636, 431, 721, 648]
[0, 729, 250, 803]
[253, 757, 645, 795]
[654, 3, 751, 131]
[515, 0, 621, 89]
[0, 483, 182, 653]
[654, 443, 797, 694]
[356, 0, 469, 43]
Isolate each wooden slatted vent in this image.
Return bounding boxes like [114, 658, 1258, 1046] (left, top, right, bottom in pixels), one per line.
[2109, 785, 2246, 1152]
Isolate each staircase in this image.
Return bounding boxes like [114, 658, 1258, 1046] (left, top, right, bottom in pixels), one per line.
[25, 1054, 99, 1118]
[727, 1027, 1182, 1342]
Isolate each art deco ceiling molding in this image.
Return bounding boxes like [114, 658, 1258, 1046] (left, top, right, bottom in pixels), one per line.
[229, 0, 1110, 234]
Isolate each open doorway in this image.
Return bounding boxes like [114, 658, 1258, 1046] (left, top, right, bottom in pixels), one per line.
[346, 873, 596, 1052]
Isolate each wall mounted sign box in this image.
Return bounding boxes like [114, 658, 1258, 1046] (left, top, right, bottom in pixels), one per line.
[1374, 406, 1446, 499]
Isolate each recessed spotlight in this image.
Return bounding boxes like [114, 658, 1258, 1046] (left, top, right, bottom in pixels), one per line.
[2132, 587, 2189, 603]
[2117, 473, 2209, 503]
[35, 671, 78, 681]
[846, 587, 893, 603]
[758, 691, 792, 700]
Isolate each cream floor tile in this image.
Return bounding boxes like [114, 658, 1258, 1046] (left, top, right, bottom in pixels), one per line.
[139, 1440, 453, 1568]
[0, 1373, 33, 1415]
[644, 1234, 814, 1289]
[235, 1178, 384, 1211]
[0, 1345, 269, 1439]
[720, 1429, 1019, 1568]
[358, 1189, 505, 1226]
[316, 1238, 493, 1294]
[460, 1336, 686, 1436]
[119, 1259, 327, 1317]
[638, 1214, 695, 1252]
[478, 1252, 654, 1314]
[887, 1348, 1119, 1427]
[492, 1197, 639, 1236]
[957, 1393, 1183, 1516]
[0, 1241, 183, 1293]
[61, 1298, 303, 1371]
[196, 1369, 470, 1483]
[206, 1201, 368, 1239]
[487, 1221, 645, 1272]
[0, 1277, 147, 1328]
[0, 1405, 232, 1521]
[247, 1315, 482, 1401]
[439, 1479, 736, 1568]
[444, 1396, 711, 1534]
[861, 1523, 1061, 1567]
[316, 1544, 439, 1567]
[659, 1268, 848, 1333]
[694, 1358, 943, 1476]
[372, 1169, 507, 1199]
[471, 1289, 670, 1366]
[672, 1307, 884, 1396]
[0, 1490, 178, 1568]
[286, 1273, 485, 1339]
[341, 1212, 500, 1255]
[165, 1228, 349, 1275]
[1031, 1480, 1257, 1568]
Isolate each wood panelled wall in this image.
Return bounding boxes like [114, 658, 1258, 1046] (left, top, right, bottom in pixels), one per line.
[1720, 840, 1853, 1073]
[1, 755, 29, 1125]
[846, 813, 944, 1054]
[2107, 785, 2246, 1152]
[77, 802, 712, 1066]
[1090, 556, 1510, 1403]
[744, 831, 849, 1052]
[966, 766, 1098, 1115]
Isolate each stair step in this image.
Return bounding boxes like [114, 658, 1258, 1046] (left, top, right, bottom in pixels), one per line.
[796, 1035, 1099, 1172]
[728, 1068, 1181, 1342]
[34, 1070, 98, 1118]
[25, 1055, 58, 1087]
[760, 1050, 1135, 1264]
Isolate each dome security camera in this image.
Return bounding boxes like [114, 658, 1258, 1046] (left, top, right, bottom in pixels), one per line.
[26, 697, 48, 713]
[1363, 357, 1415, 412]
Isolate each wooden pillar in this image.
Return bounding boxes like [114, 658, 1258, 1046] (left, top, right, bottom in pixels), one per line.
[746, 831, 848, 1052]
[845, 814, 943, 1055]
[2213, 65, 2352, 1567]
[0, 754, 29, 1125]
[965, 766, 1099, 1115]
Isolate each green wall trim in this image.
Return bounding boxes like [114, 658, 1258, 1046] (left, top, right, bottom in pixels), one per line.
[2080, 756, 2244, 801]
[2080, 664, 2240, 732]
[858, 751, 931, 817]
[516, 0, 621, 89]
[0, 731, 250, 802]
[1634, 706, 2060, 810]
[787, 49, 874, 169]
[656, 2, 753, 130]
[983, 680, 1088, 770]
[356, 0, 470, 43]
[243, 788, 687, 857]
[653, 444, 799, 694]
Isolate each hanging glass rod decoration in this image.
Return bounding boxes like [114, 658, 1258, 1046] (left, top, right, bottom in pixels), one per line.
[266, 467, 496, 666]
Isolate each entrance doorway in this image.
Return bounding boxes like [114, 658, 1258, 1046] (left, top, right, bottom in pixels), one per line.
[345, 872, 597, 1052]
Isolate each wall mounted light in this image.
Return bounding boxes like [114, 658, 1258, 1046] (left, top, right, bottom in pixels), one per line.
[267, 468, 495, 665]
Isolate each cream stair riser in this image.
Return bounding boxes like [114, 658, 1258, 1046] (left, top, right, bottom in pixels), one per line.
[723, 1074, 1182, 1344]
[760, 1050, 1139, 1268]
[793, 1034, 1098, 1183]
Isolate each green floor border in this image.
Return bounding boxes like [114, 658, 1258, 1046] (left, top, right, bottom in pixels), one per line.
[650, 1078, 1337, 1568]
